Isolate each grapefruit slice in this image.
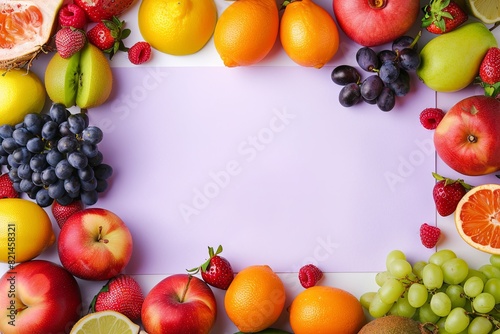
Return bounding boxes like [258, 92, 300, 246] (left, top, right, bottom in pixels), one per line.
[455, 184, 500, 254]
[0, 0, 64, 70]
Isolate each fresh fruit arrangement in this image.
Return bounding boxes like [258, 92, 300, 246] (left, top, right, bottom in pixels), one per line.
[0, 0, 498, 333]
[360, 249, 500, 333]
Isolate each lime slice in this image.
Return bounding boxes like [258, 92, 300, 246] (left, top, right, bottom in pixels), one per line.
[70, 310, 140, 334]
[467, 0, 500, 24]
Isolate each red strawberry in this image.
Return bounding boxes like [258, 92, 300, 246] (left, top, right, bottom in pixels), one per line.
[420, 223, 441, 248]
[478, 47, 500, 98]
[90, 274, 144, 321]
[422, 0, 468, 34]
[51, 200, 84, 228]
[0, 173, 19, 198]
[74, 0, 136, 22]
[55, 27, 87, 59]
[87, 17, 130, 59]
[419, 108, 445, 130]
[188, 245, 235, 290]
[298, 264, 323, 288]
[58, 3, 87, 29]
[432, 173, 472, 217]
[128, 41, 152, 65]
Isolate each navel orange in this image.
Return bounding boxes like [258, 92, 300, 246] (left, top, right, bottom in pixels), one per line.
[280, 0, 340, 68]
[289, 285, 366, 334]
[224, 265, 286, 332]
[213, 0, 279, 67]
[455, 183, 500, 254]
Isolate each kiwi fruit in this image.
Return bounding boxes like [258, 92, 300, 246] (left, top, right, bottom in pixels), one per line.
[358, 315, 438, 333]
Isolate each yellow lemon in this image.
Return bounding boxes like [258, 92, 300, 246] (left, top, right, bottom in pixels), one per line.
[0, 69, 45, 126]
[138, 0, 217, 55]
[466, 0, 500, 24]
[0, 198, 55, 263]
[70, 310, 140, 334]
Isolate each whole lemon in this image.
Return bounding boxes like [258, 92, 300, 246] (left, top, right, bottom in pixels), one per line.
[0, 69, 45, 126]
[138, 0, 217, 56]
[0, 198, 55, 263]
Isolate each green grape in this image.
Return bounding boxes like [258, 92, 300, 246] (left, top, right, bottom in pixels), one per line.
[430, 291, 452, 317]
[465, 269, 488, 284]
[413, 260, 427, 279]
[408, 283, 428, 308]
[479, 264, 500, 280]
[429, 249, 457, 266]
[490, 254, 500, 268]
[445, 284, 466, 308]
[388, 258, 413, 278]
[472, 292, 496, 313]
[464, 276, 484, 298]
[418, 301, 440, 324]
[375, 271, 393, 287]
[445, 307, 470, 333]
[369, 292, 393, 318]
[437, 317, 468, 334]
[468, 315, 493, 334]
[442, 257, 469, 285]
[386, 250, 406, 270]
[423, 263, 444, 289]
[491, 329, 500, 334]
[379, 278, 405, 304]
[484, 277, 500, 304]
[360, 291, 376, 309]
[389, 295, 416, 318]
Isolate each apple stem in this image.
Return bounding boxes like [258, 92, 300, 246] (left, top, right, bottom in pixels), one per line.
[180, 275, 193, 303]
[97, 226, 109, 244]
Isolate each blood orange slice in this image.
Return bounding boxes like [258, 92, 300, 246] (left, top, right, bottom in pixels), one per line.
[0, 0, 64, 70]
[455, 184, 500, 254]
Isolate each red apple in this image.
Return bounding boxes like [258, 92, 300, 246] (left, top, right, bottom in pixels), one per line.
[57, 208, 133, 281]
[333, 0, 420, 47]
[0, 260, 82, 334]
[434, 95, 500, 176]
[141, 274, 217, 334]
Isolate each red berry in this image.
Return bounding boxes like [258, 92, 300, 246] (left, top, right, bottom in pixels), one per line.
[128, 41, 152, 65]
[422, 0, 468, 34]
[420, 108, 445, 130]
[188, 245, 235, 290]
[51, 200, 84, 229]
[86, 17, 130, 59]
[0, 173, 19, 199]
[55, 27, 87, 59]
[298, 264, 323, 288]
[479, 47, 500, 85]
[420, 223, 441, 248]
[58, 4, 87, 29]
[432, 173, 471, 217]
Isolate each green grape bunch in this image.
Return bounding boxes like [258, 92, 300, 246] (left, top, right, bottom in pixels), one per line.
[361, 250, 500, 334]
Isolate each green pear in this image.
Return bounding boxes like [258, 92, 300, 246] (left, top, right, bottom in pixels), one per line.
[45, 43, 113, 109]
[417, 22, 497, 92]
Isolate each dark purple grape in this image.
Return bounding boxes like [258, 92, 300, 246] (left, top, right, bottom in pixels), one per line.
[378, 50, 397, 63]
[392, 35, 418, 53]
[387, 69, 410, 97]
[356, 47, 379, 72]
[360, 75, 384, 101]
[399, 48, 420, 71]
[377, 87, 396, 112]
[339, 83, 362, 107]
[331, 65, 361, 85]
[378, 62, 400, 84]
[363, 96, 377, 105]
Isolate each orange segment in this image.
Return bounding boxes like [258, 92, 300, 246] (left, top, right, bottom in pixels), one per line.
[455, 184, 500, 254]
[0, 5, 43, 49]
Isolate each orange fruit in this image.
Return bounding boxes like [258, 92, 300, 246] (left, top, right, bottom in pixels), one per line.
[455, 184, 500, 254]
[224, 265, 286, 332]
[213, 0, 279, 67]
[280, 0, 340, 68]
[289, 286, 366, 334]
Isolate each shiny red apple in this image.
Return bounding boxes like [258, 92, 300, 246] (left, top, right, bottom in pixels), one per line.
[333, 0, 420, 46]
[434, 95, 500, 176]
[58, 208, 133, 280]
[141, 274, 217, 334]
[0, 260, 82, 334]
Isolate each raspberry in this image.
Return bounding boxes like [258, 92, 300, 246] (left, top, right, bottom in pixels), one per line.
[420, 223, 441, 248]
[58, 4, 87, 30]
[419, 108, 445, 130]
[298, 264, 323, 288]
[128, 41, 152, 65]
